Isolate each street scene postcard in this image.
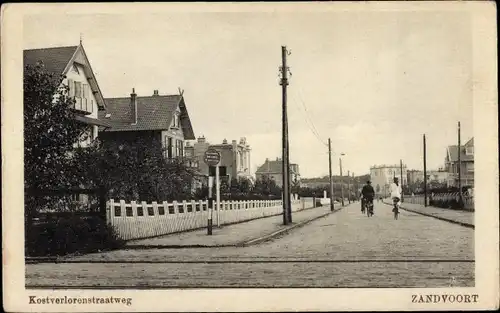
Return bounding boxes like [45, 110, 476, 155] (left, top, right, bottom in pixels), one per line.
[1, 2, 499, 312]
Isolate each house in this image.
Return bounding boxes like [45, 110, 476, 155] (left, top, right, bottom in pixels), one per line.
[98, 89, 195, 153]
[255, 157, 300, 188]
[23, 42, 110, 147]
[98, 89, 200, 190]
[184, 136, 254, 185]
[445, 137, 474, 187]
[370, 164, 408, 197]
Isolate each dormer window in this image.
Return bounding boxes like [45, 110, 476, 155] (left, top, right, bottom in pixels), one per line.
[172, 113, 179, 128]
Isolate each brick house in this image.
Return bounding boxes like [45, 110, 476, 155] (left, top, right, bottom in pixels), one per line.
[98, 89, 201, 191]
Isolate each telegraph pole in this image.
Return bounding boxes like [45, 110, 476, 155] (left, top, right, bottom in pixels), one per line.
[280, 46, 292, 224]
[352, 172, 356, 202]
[347, 170, 351, 204]
[339, 156, 344, 206]
[400, 159, 404, 203]
[328, 138, 334, 211]
[458, 121, 462, 204]
[423, 134, 427, 207]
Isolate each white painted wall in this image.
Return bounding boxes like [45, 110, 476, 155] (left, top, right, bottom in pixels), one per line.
[63, 63, 99, 120]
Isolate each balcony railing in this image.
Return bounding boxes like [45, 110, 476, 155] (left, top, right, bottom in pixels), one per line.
[72, 97, 93, 115]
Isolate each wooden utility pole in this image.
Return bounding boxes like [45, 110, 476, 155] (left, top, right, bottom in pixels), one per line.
[400, 159, 404, 202]
[352, 172, 356, 201]
[339, 156, 344, 206]
[423, 134, 427, 207]
[280, 46, 292, 224]
[458, 121, 462, 204]
[347, 170, 351, 204]
[328, 138, 334, 211]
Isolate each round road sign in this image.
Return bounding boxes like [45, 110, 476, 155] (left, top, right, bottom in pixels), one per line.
[204, 149, 221, 166]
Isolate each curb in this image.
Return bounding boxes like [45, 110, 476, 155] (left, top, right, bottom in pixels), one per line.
[382, 202, 474, 229]
[240, 206, 345, 247]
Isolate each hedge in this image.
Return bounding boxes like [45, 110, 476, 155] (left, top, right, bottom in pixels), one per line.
[26, 215, 125, 257]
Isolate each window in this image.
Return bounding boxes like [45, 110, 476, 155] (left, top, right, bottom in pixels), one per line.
[172, 113, 179, 128]
[177, 140, 184, 158]
[83, 84, 89, 98]
[74, 81, 82, 98]
[166, 137, 173, 158]
[72, 64, 80, 74]
[467, 163, 474, 172]
[466, 146, 474, 155]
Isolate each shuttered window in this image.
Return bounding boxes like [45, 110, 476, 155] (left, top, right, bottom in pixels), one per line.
[83, 84, 89, 98]
[74, 82, 82, 98]
[68, 79, 75, 97]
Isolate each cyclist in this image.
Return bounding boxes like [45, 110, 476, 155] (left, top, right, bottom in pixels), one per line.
[390, 177, 402, 216]
[361, 180, 375, 214]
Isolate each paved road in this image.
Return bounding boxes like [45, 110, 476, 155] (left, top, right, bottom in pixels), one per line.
[26, 202, 474, 288]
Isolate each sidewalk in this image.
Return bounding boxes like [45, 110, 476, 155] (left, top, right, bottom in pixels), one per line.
[125, 205, 341, 248]
[383, 200, 474, 228]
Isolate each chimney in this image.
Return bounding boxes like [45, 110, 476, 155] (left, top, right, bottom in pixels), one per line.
[131, 88, 137, 124]
[153, 90, 159, 96]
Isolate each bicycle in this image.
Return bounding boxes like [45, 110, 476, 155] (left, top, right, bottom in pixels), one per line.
[366, 199, 374, 217]
[392, 198, 400, 220]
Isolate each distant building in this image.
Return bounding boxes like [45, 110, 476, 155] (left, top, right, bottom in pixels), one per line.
[445, 137, 474, 187]
[407, 169, 450, 189]
[255, 158, 300, 188]
[407, 169, 424, 185]
[185, 136, 253, 184]
[370, 164, 408, 197]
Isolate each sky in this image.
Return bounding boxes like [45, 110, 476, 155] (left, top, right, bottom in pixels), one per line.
[23, 7, 474, 178]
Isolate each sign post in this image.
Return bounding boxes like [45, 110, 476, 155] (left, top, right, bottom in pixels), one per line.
[204, 149, 221, 233]
[216, 164, 220, 227]
[207, 176, 213, 235]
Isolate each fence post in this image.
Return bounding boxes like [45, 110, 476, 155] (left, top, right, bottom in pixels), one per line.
[98, 185, 107, 222]
[108, 199, 115, 224]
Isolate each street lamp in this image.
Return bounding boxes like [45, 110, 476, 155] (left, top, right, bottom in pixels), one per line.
[339, 153, 345, 206]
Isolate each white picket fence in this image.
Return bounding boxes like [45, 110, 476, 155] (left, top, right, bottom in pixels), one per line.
[106, 196, 313, 240]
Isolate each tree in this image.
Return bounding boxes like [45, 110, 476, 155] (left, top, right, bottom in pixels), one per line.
[24, 61, 96, 221]
[24, 62, 89, 191]
[254, 176, 281, 198]
[72, 136, 199, 202]
[238, 177, 252, 194]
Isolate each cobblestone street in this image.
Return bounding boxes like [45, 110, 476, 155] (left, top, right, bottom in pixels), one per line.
[26, 202, 474, 288]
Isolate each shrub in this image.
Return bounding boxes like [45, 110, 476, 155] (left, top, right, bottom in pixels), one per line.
[26, 215, 125, 257]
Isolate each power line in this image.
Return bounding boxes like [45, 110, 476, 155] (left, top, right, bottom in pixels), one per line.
[291, 90, 328, 147]
[297, 89, 326, 145]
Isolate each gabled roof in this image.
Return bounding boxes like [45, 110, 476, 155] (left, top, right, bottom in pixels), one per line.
[23, 44, 106, 109]
[256, 159, 298, 174]
[99, 94, 195, 139]
[24, 46, 78, 79]
[446, 137, 474, 162]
